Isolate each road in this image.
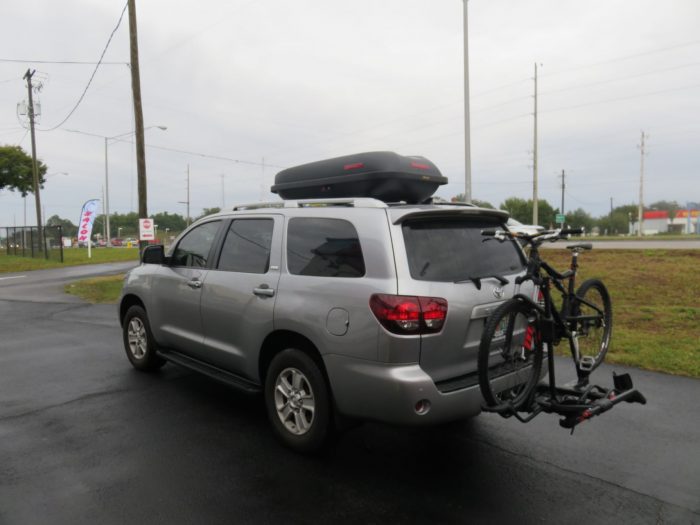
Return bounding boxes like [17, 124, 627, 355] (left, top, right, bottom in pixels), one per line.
[542, 239, 700, 249]
[0, 261, 136, 302]
[1, 264, 699, 524]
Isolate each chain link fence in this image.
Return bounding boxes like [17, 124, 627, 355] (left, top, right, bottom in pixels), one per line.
[1, 225, 64, 262]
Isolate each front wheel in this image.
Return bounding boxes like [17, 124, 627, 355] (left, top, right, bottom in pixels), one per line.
[571, 279, 612, 371]
[122, 305, 166, 372]
[264, 349, 332, 454]
[478, 299, 544, 410]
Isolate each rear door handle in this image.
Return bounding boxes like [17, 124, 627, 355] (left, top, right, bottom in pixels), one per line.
[187, 279, 202, 289]
[253, 284, 275, 297]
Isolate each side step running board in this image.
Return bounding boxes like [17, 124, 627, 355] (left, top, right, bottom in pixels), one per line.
[158, 350, 262, 394]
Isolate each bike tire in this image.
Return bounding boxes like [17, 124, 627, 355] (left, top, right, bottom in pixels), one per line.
[571, 279, 612, 371]
[478, 299, 544, 410]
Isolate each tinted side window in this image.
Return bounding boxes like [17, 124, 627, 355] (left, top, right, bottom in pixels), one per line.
[171, 221, 221, 268]
[217, 219, 273, 274]
[287, 218, 365, 278]
[402, 218, 525, 282]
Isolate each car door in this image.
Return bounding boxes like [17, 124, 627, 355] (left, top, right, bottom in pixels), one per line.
[199, 215, 282, 380]
[149, 220, 223, 358]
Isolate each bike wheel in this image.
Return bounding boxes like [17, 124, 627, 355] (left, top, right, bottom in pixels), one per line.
[478, 299, 543, 410]
[571, 279, 612, 370]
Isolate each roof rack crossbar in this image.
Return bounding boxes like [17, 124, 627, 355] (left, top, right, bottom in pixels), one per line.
[233, 198, 387, 211]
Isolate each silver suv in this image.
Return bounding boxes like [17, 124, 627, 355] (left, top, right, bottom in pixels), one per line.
[119, 197, 531, 452]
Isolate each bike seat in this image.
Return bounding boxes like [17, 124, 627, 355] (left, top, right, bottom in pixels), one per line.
[567, 243, 592, 251]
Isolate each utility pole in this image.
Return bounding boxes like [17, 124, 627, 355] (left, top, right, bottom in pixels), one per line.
[221, 173, 225, 209]
[559, 169, 565, 229]
[104, 137, 111, 243]
[637, 131, 647, 238]
[128, 0, 148, 238]
[462, 0, 472, 203]
[260, 157, 266, 201]
[102, 186, 107, 241]
[23, 69, 45, 257]
[179, 165, 191, 226]
[610, 197, 614, 235]
[532, 63, 539, 226]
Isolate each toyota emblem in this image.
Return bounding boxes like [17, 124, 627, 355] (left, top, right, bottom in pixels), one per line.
[493, 286, 505, 299]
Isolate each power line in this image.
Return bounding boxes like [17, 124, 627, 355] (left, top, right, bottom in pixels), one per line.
[0, 58, 127, 65]
[540, 82, 700, 115]
[541, 39, 700, 78]
[540, 61, 700, 97]
[37, 1, 129, 131]
[145, 143, 286, 169]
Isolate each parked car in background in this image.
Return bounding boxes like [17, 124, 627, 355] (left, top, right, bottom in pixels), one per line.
[111, 238, 124, 247]
[506, 218, 544, 236]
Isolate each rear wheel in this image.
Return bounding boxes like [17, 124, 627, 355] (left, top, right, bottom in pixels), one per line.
[478, 299, 543, 410]
[264, 349, 332, 454]
[571, 279, 612, 371]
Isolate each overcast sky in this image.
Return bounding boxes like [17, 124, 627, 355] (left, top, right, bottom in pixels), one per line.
[1, 0, 699, 228]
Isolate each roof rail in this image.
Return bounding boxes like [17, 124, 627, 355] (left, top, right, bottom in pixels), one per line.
[233, 198, 387, 211]
[232, 201, 285, 211]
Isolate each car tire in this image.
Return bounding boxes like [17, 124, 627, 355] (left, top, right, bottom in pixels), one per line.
[122, 305, 166, 372]
[264, 348, 332, 454]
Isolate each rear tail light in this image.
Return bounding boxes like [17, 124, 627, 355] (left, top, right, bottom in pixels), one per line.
[369, 294, 447, 335]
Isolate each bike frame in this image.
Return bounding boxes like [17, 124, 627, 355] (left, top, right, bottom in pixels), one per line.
[480, 227, 646, 429]
[512, 242, 606, 403]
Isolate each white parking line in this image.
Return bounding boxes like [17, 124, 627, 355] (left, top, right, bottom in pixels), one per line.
[0, 275, 27, 281]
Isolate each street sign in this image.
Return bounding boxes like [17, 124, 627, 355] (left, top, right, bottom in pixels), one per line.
[139, 218, 155, 241]
[556, 213, 565, 224]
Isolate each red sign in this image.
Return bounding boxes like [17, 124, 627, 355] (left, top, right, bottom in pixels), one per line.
[139, 218, 155, 241]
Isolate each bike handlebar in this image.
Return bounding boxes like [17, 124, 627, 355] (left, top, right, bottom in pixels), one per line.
[482, 227, 583, 245]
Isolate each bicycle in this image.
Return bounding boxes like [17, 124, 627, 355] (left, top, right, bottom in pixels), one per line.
[477, 228, 646, 430]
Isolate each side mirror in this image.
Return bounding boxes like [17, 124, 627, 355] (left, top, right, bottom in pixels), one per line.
[141, 244, 165, 264]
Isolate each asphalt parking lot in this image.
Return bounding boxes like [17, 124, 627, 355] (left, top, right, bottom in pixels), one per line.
[1, 266, 699, 524]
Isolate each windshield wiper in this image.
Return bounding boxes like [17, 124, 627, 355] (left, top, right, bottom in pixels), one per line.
[454, 274, 510, 289]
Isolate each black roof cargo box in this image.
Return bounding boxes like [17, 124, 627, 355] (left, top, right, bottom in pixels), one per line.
[270, 151, 448, 204]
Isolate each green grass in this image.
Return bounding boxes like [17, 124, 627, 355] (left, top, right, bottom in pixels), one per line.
[52, 248, 700, 379]
[64, 274, 125, 304]
[0, 248, 139, 273]
[591, 235, 693, 241]
[544, 249, 700, 378]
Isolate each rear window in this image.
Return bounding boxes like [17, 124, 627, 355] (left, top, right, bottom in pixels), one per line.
[402, 218, 524, 282]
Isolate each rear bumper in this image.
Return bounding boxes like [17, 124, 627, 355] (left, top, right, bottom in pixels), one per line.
[323, 354, 484, 425]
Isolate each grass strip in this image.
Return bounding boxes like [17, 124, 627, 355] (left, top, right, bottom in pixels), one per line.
[0, 248, 139, 273]
[543, 249, 700, 378]
[64, 274, 125, 304]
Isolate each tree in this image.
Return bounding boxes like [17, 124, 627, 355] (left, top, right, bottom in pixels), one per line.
[0, 145, 47, 196]
[564, 208, 595, 232]
[109, 212, 140, 237]
[649, 200, 681, 220]
[197, 207, 221, 220]
[46, 215, 77, 237]
[597, 204, 638, 235]
[500, 197, 557, 226]
[152, 211, 187, 232]
[450, 193, 495, 208]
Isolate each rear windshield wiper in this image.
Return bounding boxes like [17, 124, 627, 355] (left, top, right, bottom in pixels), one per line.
[454, 274, 510, 289]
